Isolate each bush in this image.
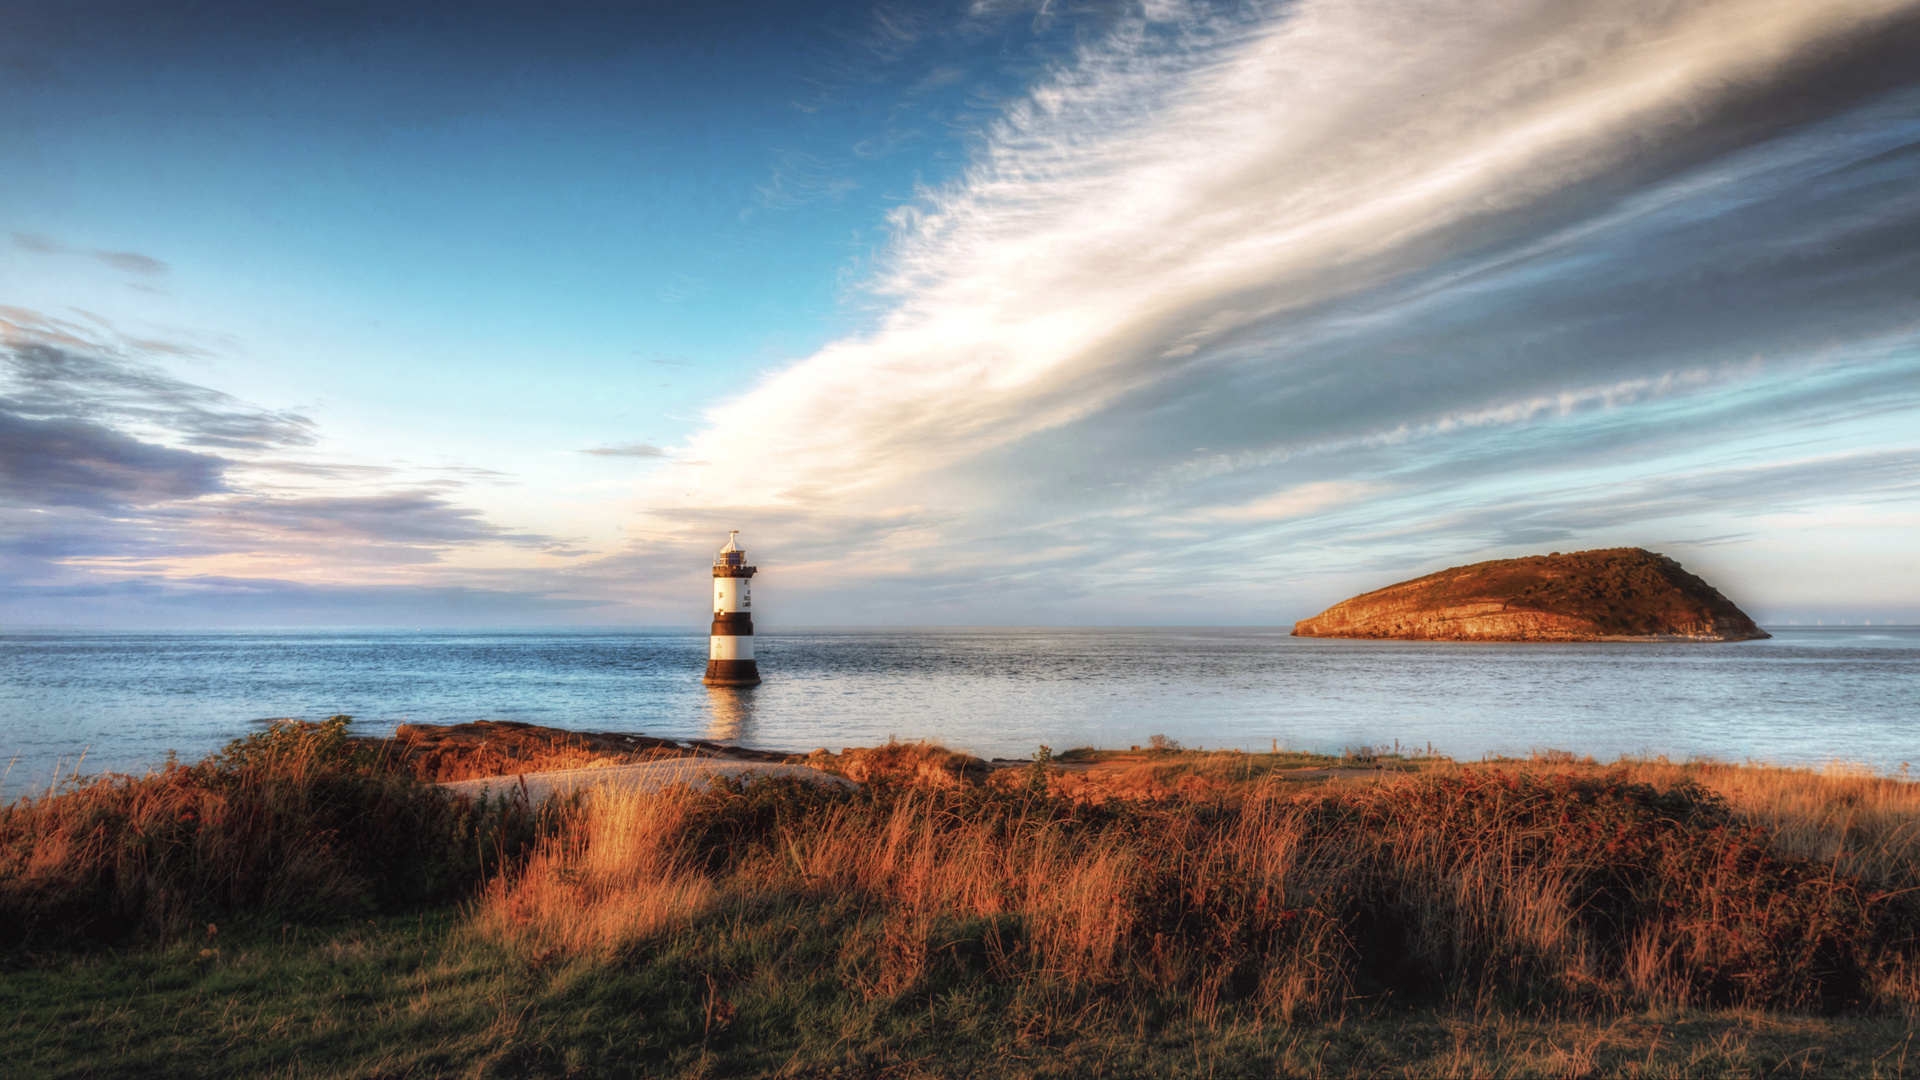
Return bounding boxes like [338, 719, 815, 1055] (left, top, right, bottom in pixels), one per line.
[0, 718, 534, 945]
[1269, 770, 1912, 1010]
[1029, 745, 1054, 792]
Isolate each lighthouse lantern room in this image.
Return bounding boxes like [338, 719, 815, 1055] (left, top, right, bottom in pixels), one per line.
[704, 531, 760, 686]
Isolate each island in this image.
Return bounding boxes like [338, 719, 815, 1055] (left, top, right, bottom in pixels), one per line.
[1292, 547, 1769, 641]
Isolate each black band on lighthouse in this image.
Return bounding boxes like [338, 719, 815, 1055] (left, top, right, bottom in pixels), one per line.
[704, 659, 760, 685]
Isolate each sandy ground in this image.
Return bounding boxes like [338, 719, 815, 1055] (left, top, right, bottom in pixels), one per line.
[439, 758, 852, 802]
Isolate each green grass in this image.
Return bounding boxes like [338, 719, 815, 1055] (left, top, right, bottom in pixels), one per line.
[5, 907, 1916, 1079]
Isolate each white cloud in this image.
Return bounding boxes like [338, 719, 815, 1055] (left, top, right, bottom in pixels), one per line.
[620, 0, 1920, 620]
[1184, 480, 1381, 523]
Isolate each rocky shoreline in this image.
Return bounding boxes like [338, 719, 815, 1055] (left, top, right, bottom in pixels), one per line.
[361, 719, 1396, 804]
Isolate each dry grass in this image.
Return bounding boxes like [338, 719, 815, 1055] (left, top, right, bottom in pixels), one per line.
[1513, 755, 1920, 1016]
[0, 718, 531, 944]
[804, 740, 989, 788]
[468, 783, 718, 958]
[469, 760, 1920, 1023]
[1038, 745, 1425, 802]
[1040, 746, 1920, 886]
[1421, 756, 1920, 898]
[1617, 758, 1920, 893]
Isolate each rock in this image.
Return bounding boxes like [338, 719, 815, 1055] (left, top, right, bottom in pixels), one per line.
[1292, 548, 1769, 642]
[372, 721, 700, 783]
[821, 742, 988, 788]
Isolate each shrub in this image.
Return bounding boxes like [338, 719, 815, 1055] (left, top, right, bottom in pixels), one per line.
[1283, 770, 1901, 1010]
[0, 718, 533, 945]
[815, 740, 986, 789]
[1029, 745, 1054, 792]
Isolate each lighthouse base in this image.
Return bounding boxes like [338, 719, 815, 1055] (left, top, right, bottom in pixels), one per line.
[704, 659, 761, 686]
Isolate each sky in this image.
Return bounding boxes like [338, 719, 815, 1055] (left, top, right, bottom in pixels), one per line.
[3, 0, 1919, 629]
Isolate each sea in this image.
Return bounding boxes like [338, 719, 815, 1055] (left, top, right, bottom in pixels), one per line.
[2, 626, 1917, 799]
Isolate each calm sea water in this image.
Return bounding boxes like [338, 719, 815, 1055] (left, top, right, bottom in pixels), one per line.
[2, 627, 1916, 798]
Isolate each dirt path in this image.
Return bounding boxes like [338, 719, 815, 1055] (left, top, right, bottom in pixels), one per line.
[439, 758, 852, 802]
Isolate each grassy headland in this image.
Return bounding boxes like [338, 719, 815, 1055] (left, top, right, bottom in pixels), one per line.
[4, 724, 1918, 1077]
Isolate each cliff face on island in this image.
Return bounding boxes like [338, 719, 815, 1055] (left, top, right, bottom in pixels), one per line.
[1292, 548, 1769, 642]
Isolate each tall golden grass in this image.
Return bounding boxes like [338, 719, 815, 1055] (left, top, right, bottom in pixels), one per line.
[471, 761, 1920, 1020]
[467, 783, 717, 959]
[1606, 758, 1920, 892]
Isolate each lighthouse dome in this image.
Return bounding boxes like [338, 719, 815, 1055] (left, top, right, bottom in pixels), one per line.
[716, 530, 746, 567]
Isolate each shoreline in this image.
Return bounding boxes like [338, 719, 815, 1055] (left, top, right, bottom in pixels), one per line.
[366, 721, 1919, 810]
[7, 715, 1917, 808]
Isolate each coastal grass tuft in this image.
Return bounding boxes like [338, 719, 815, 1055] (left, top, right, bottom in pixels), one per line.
[0, 717, 534, 946]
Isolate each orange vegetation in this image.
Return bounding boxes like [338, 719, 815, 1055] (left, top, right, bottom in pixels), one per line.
[368, 720, 708, 783]
[473, 759, 1920, 1016]
[805, 741, 988, 789]
[0, 719, 531, 943]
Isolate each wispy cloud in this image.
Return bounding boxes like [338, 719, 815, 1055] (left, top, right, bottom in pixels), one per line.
[92, 250, 167, 276]
[0, 576, 610, 628]
[1, 308, 315, 450]
[171, 491, 560, 552]
[11, 233, 170, 276]
[622, 0, 1920, 620]
[0, 311, 575, 611]
[10, 233, 63, 254]
[1184, 481, 1381, 523]
[582, 442, 668, 458]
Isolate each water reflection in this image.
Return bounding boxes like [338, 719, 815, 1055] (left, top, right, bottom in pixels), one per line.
[703, 684, 755, 743]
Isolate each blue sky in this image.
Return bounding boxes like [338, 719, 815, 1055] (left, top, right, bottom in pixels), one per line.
[4, 0, 1919, 627]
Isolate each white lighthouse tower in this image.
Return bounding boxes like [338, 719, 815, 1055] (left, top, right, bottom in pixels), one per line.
[704, 531, 760, 686]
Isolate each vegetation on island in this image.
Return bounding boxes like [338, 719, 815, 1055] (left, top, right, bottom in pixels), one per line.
[3, 722, 1919, 1077]
[1292, 548, 1770, 641]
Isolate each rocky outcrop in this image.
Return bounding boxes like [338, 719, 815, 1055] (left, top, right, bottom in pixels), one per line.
[1292, 548, 1769, 642]
[366, 720, 789, 783]
[807, 742, 988, 789]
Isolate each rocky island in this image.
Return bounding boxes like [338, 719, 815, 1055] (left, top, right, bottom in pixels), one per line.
[1292, 547, 1769, 642]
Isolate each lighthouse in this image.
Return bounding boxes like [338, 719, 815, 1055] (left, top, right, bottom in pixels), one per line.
[704, 531, 760, 686]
